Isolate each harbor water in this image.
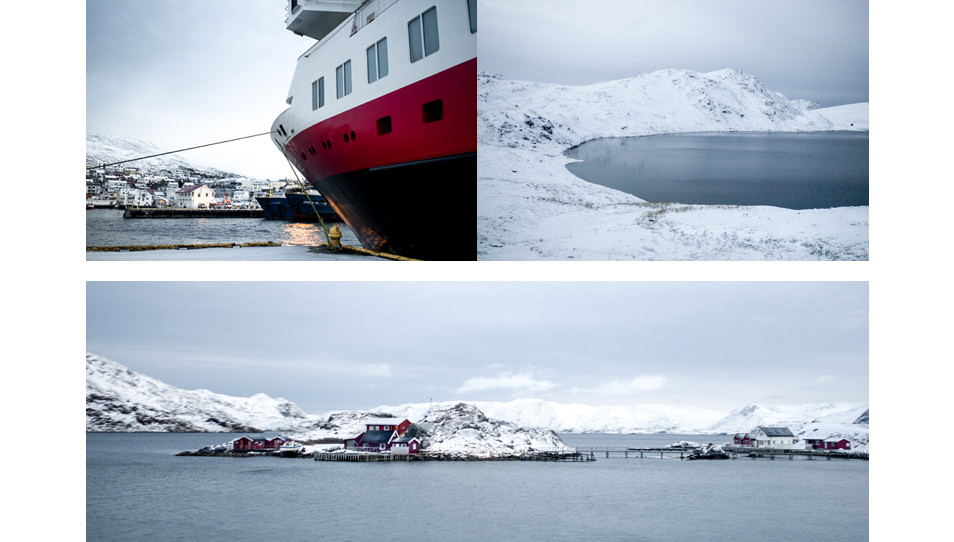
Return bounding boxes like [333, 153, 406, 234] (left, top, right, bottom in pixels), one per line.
[87, 432, 868, 541]
[565, 131, 868, 210]
[86, 209, 370, 260]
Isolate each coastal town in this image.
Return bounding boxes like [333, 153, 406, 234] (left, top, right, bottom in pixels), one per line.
[85, 164, 287, 210]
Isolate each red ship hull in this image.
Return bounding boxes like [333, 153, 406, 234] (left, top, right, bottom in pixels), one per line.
[284, 58, 476, 260]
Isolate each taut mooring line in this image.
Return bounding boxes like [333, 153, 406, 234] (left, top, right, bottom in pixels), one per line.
[86, 131, 277, 170]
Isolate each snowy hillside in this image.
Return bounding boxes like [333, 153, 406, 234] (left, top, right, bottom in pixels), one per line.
[477, 69, 869, 260]
[86, 133, 237, 178]
[706, 402, 869, 452]
[86, 353, 867, 451]
[377, 399, 726, 434]
[286, 403, 572, 458]
[375, 398, 869, 452]
[86, 353, 320, 432]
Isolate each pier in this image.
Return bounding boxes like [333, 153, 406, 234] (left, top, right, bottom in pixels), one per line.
[123, 207, 264, 218]
[87, 241, 281, 252]
[574, 447, 868, 461]
[313, 449, 594, 462]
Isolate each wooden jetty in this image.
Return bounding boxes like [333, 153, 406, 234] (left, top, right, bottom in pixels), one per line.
[87, 241, 281, 252]
[575, 446, 868, 461]
[577, 447, 696, 460]
[123, 207, 264, 218]
[314, 449, 594, 462]
[723, 445, 869, 461]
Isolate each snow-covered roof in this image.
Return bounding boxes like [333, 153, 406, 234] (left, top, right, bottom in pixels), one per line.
[755, 426, 795, 437]
[365, 417, 406, 426]
[360, 430, 395, 444]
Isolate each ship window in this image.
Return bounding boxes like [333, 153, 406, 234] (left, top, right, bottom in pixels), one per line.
[408, 7, 439, 62]
[377, 116, 392, 135]
[367, 44, 377, 83]
[423, 99, 443, 123]
[336, 60, 352, 98]
[408, 17, 423, 62]
[367, 38, 388, 84]
[317, 77, 325, 108]
[467, 0, 476, 33]
[423, 7, 439, 55]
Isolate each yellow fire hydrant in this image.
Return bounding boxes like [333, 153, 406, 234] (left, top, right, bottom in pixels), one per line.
[327, 224, 342, 250]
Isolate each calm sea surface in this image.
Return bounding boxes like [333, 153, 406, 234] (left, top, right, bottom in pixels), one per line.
[565, 131, 868, 210]
[86, 209, 360, 248]
[87, 433, 868, 541]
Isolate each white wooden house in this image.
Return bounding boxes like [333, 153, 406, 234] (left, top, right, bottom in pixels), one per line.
[750, 426, 799, 449]
[174, 184, 215, 208]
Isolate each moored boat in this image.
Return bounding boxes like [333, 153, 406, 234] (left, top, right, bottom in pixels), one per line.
[285, 186, 341, 221]
[272, 0, 477, 260]
[279, 441, 304, 456]
[256, 194, 296, 220]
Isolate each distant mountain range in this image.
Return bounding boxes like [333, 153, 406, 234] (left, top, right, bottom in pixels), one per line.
[86, 133, 240, 179]
[87, 353, 868, 451]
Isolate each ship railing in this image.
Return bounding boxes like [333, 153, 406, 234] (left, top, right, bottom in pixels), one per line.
[350, 0, 399, 36]
[296, 0, 400, 60]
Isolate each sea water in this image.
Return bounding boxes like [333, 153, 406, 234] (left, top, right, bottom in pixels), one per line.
[565, 131, 868, 210]
[87, 433, 868, 541]
[86, 209, 359, 247]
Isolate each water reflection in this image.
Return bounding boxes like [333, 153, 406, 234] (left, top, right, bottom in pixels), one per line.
[565, 131, 868, 209]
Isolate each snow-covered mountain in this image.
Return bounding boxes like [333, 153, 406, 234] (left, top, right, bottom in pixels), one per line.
[477, 68, 869, 260]
[87, 353, 867, 451]
[86, 353, 320, 432]
[374, 398, 868, 451]
[86, 133, 238, 178]
[376, 399, 726, 434]
[479, 68, 844, 151]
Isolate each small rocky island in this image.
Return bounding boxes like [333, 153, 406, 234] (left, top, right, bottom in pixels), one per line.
[178, 403, 581, 461]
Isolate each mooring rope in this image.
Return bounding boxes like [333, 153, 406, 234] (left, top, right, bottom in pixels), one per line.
[285, 156, 334, 248]
[86, 131, 277, 170]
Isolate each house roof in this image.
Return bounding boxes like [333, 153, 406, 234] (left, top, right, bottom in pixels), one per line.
[365, 417, 406, 426]
[391, 425, 420, 443]
[176, 184, 207, 194]
[360, 430, 395, 445]
[756, 426, 795, 437]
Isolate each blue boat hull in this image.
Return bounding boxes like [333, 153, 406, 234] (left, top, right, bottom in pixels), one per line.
[285, 192, 341, 222]
[256, 196, 295, 220]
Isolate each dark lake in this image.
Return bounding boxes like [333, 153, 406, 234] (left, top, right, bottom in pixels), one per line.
[565, 131, 868, 210]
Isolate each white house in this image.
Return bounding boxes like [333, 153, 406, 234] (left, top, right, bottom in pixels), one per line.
[750, 426, 800, 450]
[124, 188, 155, 207]
[174, 184, 215, 209]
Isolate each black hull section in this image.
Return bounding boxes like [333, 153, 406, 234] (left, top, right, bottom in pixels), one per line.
[312, 153, 476, 261]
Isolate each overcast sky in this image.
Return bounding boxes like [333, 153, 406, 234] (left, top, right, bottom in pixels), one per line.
[86, 0, 309, 179]
[86, 1, 867, 180]
[86, 281, 868, 414]
[479, 0, 869, 106]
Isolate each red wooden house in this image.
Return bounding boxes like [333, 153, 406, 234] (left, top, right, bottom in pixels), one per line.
[805, 438, 851, 450]
[733, 433, 753, 446]
[230, 435, 287, 451]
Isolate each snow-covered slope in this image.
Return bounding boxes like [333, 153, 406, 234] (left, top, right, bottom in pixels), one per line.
[287, 403, 572, 458]
[86, 133, 237, 178]
[86, 353, 320, 432]
[477, 69, 869, 260]
[375, 398, 869, 451]
[377, 399, 726, 434]
[707, 402, 869, 452]
[87, 353, 867, 451]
